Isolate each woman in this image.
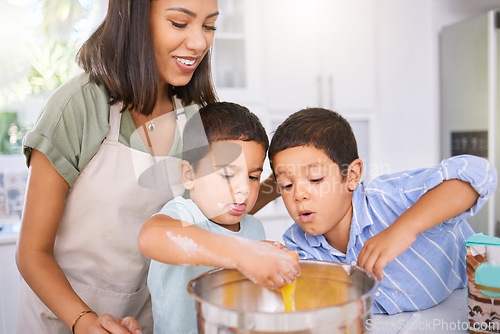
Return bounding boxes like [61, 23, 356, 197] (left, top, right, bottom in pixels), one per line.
[16, 0, 219, 333]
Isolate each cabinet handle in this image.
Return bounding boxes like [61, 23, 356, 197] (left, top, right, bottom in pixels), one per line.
[317, 74, 322, 107]
[328, 74, 334, 109]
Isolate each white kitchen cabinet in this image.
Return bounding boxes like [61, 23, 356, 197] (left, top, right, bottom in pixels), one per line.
[212, 1, 376, 233]
[213, 0, 375, 119]
[212, 0, 265, 105]
[262, 1, 374, 172]
[0, 228, 20, 334]
[262, 0, 376, 114]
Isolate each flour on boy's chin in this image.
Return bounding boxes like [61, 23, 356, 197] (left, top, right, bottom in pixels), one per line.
[297, 224, 321, 236]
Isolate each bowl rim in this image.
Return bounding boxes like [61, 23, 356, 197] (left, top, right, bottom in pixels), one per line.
[186, 259, 379, 315]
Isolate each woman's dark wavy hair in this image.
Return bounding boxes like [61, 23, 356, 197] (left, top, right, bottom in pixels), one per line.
[269, 108, 359, 180]
[77, 0, 217, 115]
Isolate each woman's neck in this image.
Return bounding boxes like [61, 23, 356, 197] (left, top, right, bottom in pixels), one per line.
[129, 94, 177, 156]
[130, 95, 174, 129]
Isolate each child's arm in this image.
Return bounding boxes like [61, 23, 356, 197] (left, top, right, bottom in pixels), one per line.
[357, 179, 479, 281]
[249, 174, 281, 214]
[138, 214, 300, 290]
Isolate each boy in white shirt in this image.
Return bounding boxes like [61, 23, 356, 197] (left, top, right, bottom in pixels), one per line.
[139, 102, 299, 333]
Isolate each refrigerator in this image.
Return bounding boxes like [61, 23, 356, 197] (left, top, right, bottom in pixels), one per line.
[440, 10, 499, 237]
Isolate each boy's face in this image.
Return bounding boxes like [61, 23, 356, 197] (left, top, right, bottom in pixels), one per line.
[184, 140, 265, 231]
[273, 145, 359, 243]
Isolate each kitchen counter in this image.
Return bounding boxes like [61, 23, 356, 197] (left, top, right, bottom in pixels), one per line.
[0, 221, 472, 334]
[370, 288, 469, 333]
[0, 221, 20, 333]
[0, 221, 20, 245]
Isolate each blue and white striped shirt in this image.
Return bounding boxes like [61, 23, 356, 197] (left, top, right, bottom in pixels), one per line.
[283, 155, 497, 314]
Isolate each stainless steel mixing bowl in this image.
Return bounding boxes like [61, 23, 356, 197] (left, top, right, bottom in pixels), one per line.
[188, 260, 378, 333]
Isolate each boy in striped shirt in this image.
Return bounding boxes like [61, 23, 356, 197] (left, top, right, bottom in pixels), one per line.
[269, 107, 497, 314]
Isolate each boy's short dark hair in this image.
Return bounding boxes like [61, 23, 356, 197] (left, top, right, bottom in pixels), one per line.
[269, 108, 359, 179]
[182, 102, 269, 169]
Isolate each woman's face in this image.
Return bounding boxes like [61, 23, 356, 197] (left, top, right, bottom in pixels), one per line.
[150, 0, 219, 88]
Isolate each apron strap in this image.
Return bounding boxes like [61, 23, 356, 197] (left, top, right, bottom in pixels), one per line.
[108, 103, 123, 142]
[108, 99, 184, 143]
[173, 97, 187, 141]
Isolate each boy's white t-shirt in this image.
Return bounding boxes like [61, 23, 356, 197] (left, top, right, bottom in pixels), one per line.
[147, 196, 266, 334]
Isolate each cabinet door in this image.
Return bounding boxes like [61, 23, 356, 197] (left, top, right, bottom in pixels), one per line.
[322, 0, 375, 112]
[262, 0, 324, 111]
[0, 240, 20, 334]
[262, 0, 375, 113]
[212, 0, 264, 104]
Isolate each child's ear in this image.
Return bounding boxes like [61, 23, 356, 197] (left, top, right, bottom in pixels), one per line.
[180, 160, 195, 190]
[346, 159, 363, 191]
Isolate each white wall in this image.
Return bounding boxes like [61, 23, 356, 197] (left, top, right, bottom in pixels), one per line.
[371, 0, 500, 176]
[372, 0, 436, 175]
[433, 0, 500, 29]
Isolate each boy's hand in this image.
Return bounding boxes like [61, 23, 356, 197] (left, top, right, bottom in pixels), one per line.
[357, 224, 417, 281]
[260, 240, 288, 250]
[234, 240, 300, 290]
[358, 179, 480, 281]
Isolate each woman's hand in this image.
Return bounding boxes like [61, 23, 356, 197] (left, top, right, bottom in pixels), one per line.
[74, 312, 142, 334]
[357, 224, 417, 281]
[233, 240, 300, 290]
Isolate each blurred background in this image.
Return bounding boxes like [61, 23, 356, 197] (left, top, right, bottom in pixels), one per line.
[3, 0, 500, 234]
[2, 0, 500, 332]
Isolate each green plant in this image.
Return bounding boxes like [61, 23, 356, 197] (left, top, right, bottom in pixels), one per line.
[1, 1, 92, 155]
[28, 0, 87, 95]
[39, 0, 86, 36]
[0, 112, 30, 155]
[28, 39, 81, 95]
[0, 0, 88, 106]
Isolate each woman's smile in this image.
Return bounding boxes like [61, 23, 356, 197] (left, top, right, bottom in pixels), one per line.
[174, 56, 199, 73]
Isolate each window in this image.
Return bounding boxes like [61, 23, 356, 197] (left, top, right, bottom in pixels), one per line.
[0, 0, 105, 221]
[0, 0, 106, 154]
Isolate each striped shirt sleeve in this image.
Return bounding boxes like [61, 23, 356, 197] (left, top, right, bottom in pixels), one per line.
[369, 155, 497, 222]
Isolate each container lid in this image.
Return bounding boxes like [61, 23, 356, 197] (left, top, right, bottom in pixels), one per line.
[466, 233, 500, 247]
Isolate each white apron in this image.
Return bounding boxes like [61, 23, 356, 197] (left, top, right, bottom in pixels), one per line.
[17, 102, 187, 334]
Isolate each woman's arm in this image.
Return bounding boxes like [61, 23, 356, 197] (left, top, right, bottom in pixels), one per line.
[138, 214, 300, 290]
[249, 173, 281, 214]
[357, 179, 479, 281]
[16, 150, 141, 334]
